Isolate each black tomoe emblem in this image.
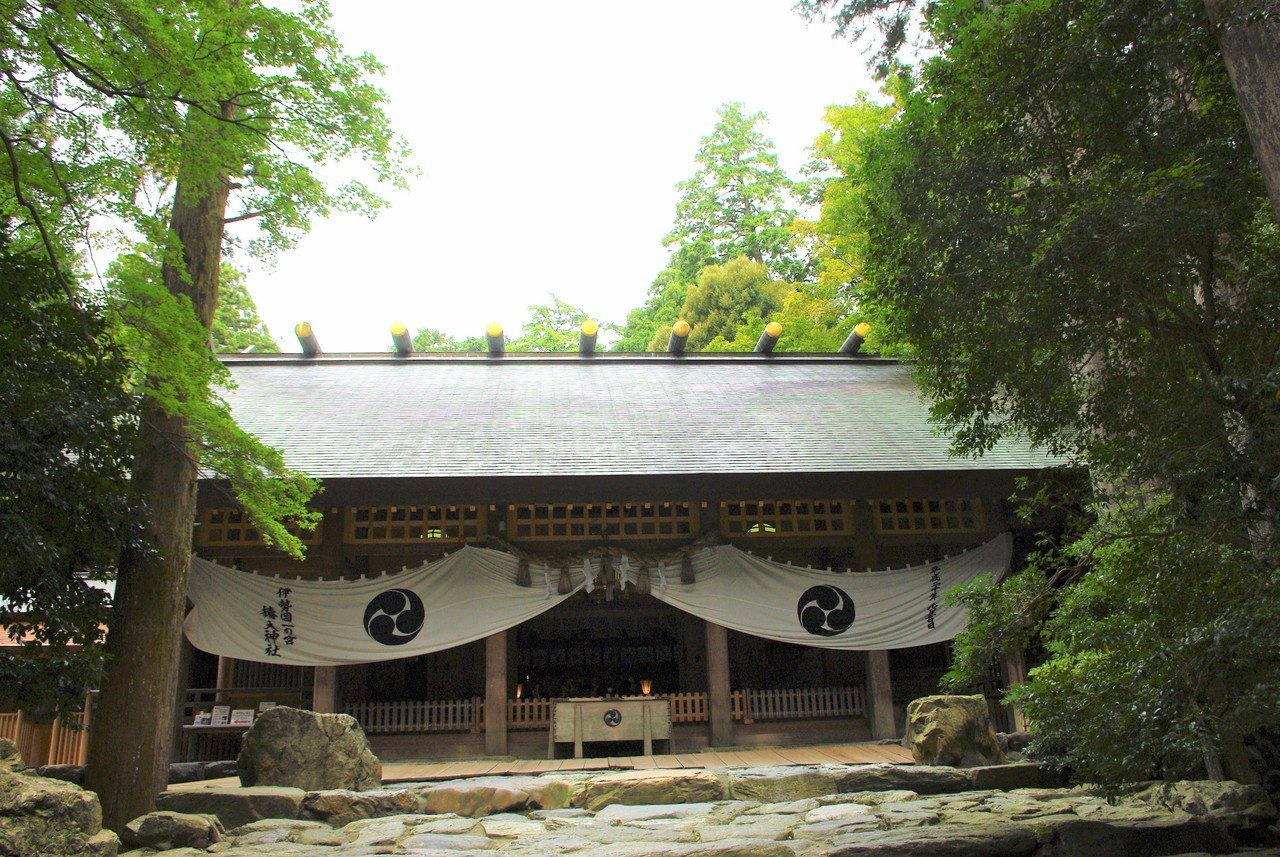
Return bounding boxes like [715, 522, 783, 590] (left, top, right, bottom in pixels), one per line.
[364, 588, 426, 645]
[797, 585, 855, 636]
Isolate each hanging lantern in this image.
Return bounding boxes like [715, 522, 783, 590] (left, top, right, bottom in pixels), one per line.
[681, 553, 695, 585]
[557, 566, 572, 595]
[516, 558, 531, 587]
[635, 566, 651, 595]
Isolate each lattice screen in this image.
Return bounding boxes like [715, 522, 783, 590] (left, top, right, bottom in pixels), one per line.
[720, 500, 854, 537]
[872, 498, 984, 534]
[345, 505, 484, 543]
[194, 508, 321, 547]
[508, 502, 697, 541]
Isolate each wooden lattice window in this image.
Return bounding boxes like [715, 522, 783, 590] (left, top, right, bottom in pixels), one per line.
[194, 508, 321, 547]
[721, 500, 853, 537]
[508, 502, 697, 541]
[345, 505, 483, 543]
[873, 498, 984, 534]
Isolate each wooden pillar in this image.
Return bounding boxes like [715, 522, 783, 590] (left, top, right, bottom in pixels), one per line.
[866, 649, 896, 740]
[705, 621, 733, 748]
[484, 631, 508, 755]
[999, 649, 1030, 732]
[313, 666, 338, 714]
[215, 656, 236, 702]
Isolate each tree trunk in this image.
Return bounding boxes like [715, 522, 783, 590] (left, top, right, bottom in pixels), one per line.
[84, 122, 231, 832]
[1205, 0, 1280, 225]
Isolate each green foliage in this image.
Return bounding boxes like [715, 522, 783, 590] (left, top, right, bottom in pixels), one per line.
[616, 102, 814, 351]
[510, 294, 613, 352]
[108, 252, 319, 557]
[213, 265, 279, 353]
[811, 0, 1280, 786]
[0, 252, 138, 716]
[667, 257, 785, 351]
[410, 327, 486, 353]
[614, 273, 687, 353]
[798, 94, 901, 355]
[1, 0, 410, 550]
[664, 102, 809, 284]
[1003, 501, 1280, 788]
[0, 0, 412, 272]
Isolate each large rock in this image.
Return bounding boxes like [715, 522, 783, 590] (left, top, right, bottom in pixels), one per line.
[835, 762, 971, 795]
[728, 766, 840, 802]
[0, 766, 118, 856]
[1133, 779, 1278, 838]
[967, 762, 1067, 791]
[154, 785, 305, 831]
[830, 821, 1039, 856]
[420, 776, 573, 818]
[300, 788, 423, 827]
[906, 695, 1005, 768]
[236, 706, 381, 792]
[0, 741, 22, 773]
[572, 769, 729, 811]
[119, 811, 222, 851]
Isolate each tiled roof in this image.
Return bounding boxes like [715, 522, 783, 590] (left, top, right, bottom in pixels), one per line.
[219, 354, 1056, 479]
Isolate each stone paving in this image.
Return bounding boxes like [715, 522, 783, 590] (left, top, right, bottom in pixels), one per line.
[117, 763, 1280, 856]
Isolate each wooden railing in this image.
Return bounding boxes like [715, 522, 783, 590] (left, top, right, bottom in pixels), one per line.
[746, 686, 864, 721]
[346, 686, 865, 735]
[507, 698, 553, 730]
[344, 697, 481, 734]
[46, 709, 90, 765]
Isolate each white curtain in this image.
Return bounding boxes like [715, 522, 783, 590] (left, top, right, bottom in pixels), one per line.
[184, 547, 592, 666]
[651, 533, 1011, 650]
[184, 535, 1010, 665]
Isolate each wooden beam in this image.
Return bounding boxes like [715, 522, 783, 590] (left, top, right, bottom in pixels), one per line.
[294, 321, 321, 356]
[390, 321, 413, 357]
[667, 320, 691, 355]
[579, 320, 598, 355]
[486, 322, 505, 357]
[754, 321, 782, 354]
[838, 322, 871, 355]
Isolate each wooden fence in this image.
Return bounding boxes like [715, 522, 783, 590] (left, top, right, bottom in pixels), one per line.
[345, 686, 862, 735]
[0, 706, 91, 766]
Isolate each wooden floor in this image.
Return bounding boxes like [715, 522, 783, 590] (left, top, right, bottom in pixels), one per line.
[379, 740, 913, 783]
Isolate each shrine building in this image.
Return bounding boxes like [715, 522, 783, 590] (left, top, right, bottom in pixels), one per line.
[179, 328, 1054, 761]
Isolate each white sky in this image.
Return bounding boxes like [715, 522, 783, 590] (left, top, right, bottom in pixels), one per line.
[239, 1, 877, 352]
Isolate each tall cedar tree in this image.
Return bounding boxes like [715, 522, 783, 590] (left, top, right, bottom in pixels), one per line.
[616, 102, 808, 351]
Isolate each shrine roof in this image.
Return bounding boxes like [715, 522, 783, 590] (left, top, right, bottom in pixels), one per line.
[216, 352, 1057, 480]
